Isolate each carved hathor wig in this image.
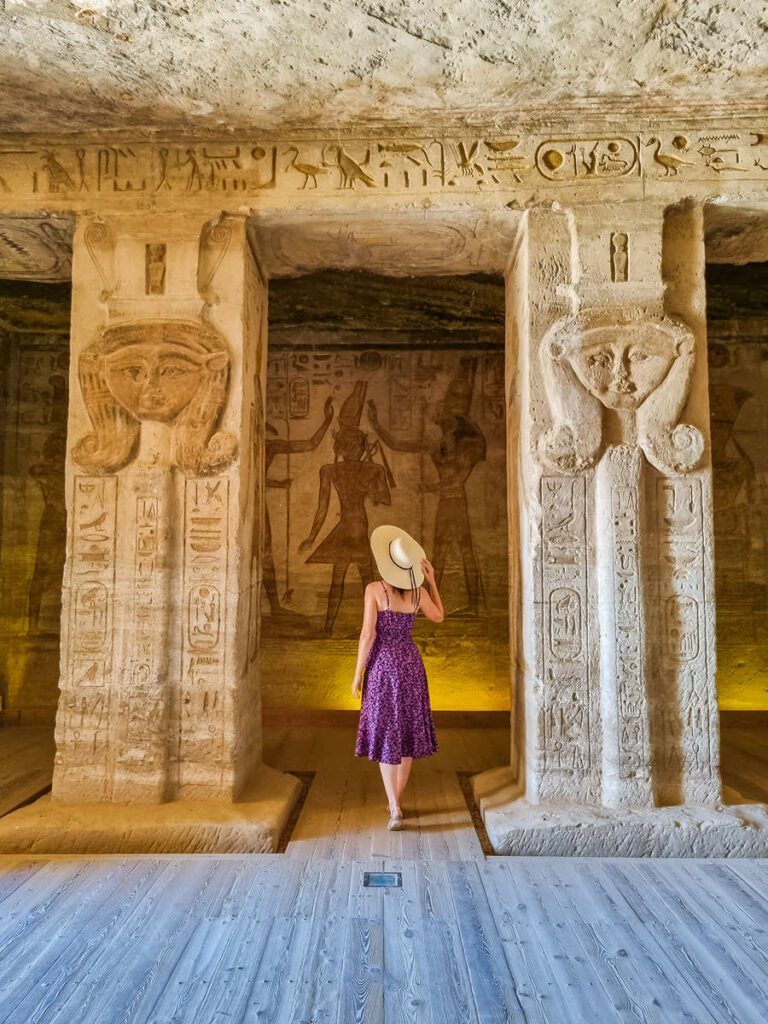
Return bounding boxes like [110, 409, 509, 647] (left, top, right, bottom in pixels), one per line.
[71, 319, 238, 475]
[538, 312, 704, 475]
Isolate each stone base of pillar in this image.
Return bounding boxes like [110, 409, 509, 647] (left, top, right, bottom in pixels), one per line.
[472, 767, 768, 857]
[0, 765, 301, 855]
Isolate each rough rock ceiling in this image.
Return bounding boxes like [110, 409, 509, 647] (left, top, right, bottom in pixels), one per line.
[0, 0, 765, 135]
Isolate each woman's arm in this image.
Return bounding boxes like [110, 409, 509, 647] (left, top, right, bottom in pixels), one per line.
[352, 583, 379, 698]
[418, 558, 444, 623]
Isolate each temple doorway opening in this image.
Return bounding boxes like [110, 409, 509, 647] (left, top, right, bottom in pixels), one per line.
[0, 278, 69, 735]
[260, 270, 510, 714]
[705, 256, 768, 803]
[258, 269, 512, 847]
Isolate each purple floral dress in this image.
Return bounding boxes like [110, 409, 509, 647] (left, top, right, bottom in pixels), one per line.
[355, 581, 439, 765]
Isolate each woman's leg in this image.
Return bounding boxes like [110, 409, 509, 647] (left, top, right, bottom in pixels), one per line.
[396, 757, 413, 803]
[379, 763, 401, 815]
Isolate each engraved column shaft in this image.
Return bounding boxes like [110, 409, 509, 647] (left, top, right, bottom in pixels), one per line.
[596, 445, 654, 807]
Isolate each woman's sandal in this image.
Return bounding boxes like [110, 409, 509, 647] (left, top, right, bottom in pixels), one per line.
[387, 809, 404, 831]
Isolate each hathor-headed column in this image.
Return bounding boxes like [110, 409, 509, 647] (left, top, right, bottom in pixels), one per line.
[52, 213, 266, 803]
[503, 198, 720, 817]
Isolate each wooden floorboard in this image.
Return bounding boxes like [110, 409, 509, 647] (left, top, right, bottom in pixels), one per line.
[2, 854, 768, 1023]
[2, 715, 768, 1020]
[265, 717, 507, 860]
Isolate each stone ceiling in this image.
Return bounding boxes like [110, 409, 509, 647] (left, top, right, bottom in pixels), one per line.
[0, 0, 765, 135]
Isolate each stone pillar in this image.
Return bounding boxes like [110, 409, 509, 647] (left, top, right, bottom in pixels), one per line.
[52, 213, 266, 804]
[470, 200, 768, 856]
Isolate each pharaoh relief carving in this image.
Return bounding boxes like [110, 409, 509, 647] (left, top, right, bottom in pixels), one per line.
[71, 320, 238, 475]
[537, 315, 704, 476]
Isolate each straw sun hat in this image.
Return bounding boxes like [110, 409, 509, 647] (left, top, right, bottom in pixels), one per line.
[370, 525, 426, 590]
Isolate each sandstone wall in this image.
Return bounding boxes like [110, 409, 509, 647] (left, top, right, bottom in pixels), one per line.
[0, 281, 69, 723]
[706, 263, 768, 709]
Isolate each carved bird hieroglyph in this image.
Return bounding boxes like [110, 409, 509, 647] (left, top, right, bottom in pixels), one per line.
[322, 145, 376, 188]
[645, 137, 695, 176]
[284, 146, 329, 189]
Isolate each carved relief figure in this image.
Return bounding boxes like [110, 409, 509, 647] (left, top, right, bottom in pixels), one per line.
[610, 232, 629, 282]
[284, 146, 329, 189]
[263, 396, 334, 617]
[321, 145, 376, 189]
[299, 381, 392, 636]
[145, 243, 167, 295]
[538, 314, 704, 475]
[71, 320, 237, 475]
[27, 427, 67, 633]
[369, 356, 486, 614]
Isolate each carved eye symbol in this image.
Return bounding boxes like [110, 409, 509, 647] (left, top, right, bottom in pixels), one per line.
[160, 365, 191, 378]
[628, 349, 648, 362]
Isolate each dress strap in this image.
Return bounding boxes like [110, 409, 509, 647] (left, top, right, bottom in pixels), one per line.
[413, 585, 421, 613]
[381, 580, 390, 609]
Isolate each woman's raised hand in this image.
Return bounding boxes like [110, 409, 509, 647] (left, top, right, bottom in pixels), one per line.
[421, 557, 436, 583]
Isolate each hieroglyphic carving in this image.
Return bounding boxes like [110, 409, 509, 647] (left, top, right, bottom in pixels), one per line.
[288, 377, 310, 418]
[83, 219, 115, 301]
[538, 315, 704, 475]
[610, 232, 629, 282]
[322, 145, 377, 189]
[0, 130, 764, 202]
[96, 146, 147, 192]
[179, 478, 229, 776]
[61, 476, 117, 769]
[656, 477, 713, 782]
[377, 140, 446, 188]
[0, 216, 72, 280]
[536, 138, 639, 180]
[540, 476, 591, 774]
[117, 488, 169, 770]
[610, 477, 646, 779]
[644, 137, 695, 176]
[198, 220, 232, 305]
[71, 319, 238, 475]
[145, 243, 166, 295]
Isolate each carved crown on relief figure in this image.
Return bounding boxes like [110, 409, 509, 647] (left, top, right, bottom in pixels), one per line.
[536, 312, 705, 476]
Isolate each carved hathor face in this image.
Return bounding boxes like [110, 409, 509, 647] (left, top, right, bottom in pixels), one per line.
[566, 323, 677, 411]
[102, 322, 227, 423]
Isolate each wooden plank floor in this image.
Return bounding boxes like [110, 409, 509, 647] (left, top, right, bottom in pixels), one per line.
[1, 852, 767, 1023]
[262, 711, 508, 859]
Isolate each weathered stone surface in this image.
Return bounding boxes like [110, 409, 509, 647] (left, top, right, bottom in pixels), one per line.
[0, 2, 765, 134]
[472, 772, 768, 857]
[0, 30, 763, 853]
[0, 765, 301, 854]
[52, 212, 269, 806]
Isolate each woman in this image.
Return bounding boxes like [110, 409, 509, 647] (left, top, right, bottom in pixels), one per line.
[352, 525, 444, 830]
